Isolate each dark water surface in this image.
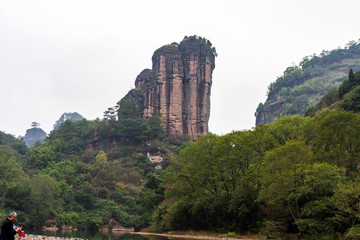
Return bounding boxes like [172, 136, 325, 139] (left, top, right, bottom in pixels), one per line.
[28, 229, 172, 240]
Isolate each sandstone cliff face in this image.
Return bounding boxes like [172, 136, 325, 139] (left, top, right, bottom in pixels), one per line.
[123, 37, 216, 139]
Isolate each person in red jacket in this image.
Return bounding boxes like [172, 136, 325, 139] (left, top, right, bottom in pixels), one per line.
[0, 212, 21, 240]
[18, 229, 25, 238]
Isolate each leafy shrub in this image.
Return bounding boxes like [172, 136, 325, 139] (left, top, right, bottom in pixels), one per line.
[227, 232, 236, 237]
[340, 85, 360, 112]
[345, 225, 360, 240]
[259, 220, 285, 239]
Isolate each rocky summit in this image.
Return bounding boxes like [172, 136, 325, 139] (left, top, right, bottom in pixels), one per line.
[24, 127, 47, 147]
[122, 36, 216, 139]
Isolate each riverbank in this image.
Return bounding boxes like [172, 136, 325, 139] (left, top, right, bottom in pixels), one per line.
[15, 234, 84, 240]
[16, 232, 263, 240]
[135, 231, 262, 240]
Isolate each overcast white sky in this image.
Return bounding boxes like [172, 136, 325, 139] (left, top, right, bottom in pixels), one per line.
[1, 0, 360, 137]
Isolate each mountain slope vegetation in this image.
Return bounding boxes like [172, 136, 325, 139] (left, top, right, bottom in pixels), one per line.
[256, 40, 360, 124]
[305, 68, 360, 116]
[3, 37, 360, 239]
[153, 109, 360, 239]
[4, 95, 360, 238]
[0, 99, 180, 230]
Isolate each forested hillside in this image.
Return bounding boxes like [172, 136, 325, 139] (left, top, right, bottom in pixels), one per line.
[154, 110, 360, 239]
[3, 37, 360, 239]
[0, 99, 179, 230]
[4, 102, 360, 238]
[147, 71, 360, 238]
[304, 68, 360, 116]
[255, 40, 360, 124]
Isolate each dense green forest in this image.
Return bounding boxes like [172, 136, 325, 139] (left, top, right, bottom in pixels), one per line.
[146, 69, 360, 239]
[153, 110, 360, 239]
[0, 99, 169, 230]
[255, 40, 360, 125]
[3, 97, 360, 239]
[3, 65, 360, 239]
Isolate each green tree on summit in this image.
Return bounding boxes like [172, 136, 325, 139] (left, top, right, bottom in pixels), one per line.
[31, 122, 40, 128]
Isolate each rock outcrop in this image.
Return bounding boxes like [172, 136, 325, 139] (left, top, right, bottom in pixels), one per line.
[123, 36, 216, 139]
[24, 127, 47, 147]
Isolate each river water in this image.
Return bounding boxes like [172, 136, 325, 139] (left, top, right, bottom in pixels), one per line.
[28, 229, 172, 240]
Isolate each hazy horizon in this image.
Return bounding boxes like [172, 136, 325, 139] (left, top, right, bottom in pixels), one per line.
[1, 0, 360, 137]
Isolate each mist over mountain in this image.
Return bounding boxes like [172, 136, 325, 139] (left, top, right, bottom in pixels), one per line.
[53, 112, 85, 130]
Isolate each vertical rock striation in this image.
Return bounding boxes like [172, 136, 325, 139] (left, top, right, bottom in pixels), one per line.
[123, 37, 216, 139]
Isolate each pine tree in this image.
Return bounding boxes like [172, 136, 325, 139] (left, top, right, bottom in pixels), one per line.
[349, 68, 355, 85]
[339, 68, 355, 98]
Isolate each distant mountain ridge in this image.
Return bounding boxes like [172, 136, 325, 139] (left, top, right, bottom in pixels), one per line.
[255, 40, 360, 125]
[53, 112, 84, 130]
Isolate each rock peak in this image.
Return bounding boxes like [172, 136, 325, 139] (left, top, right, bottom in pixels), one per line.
[122, 36, 216, 139]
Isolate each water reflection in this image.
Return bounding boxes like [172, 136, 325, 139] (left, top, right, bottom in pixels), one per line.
[28, 229, 171, 240]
